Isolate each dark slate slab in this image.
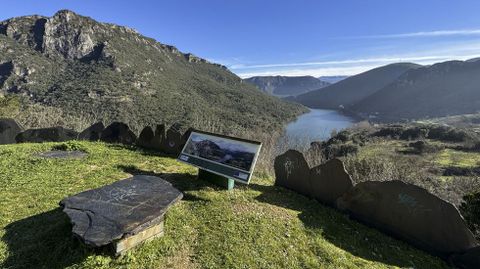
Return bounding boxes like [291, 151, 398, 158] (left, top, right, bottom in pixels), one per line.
[78, 122, 105, 141]
[0, 118, 22, 145]
[137, 126, 155, 149]
[162, 126, 183, 155]
[309, 159, 353, 206]
[274, 150, 311, 196]
[16, 126, 78, 143]
[451, 246, 480, 269]
[100, 122, 137, 145]
[337, 180, 478, 256]
[60, 175, 183, 247]
[36, 150, 88, 159]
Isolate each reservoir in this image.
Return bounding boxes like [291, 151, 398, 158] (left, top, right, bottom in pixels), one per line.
[285, 109, 356, 143]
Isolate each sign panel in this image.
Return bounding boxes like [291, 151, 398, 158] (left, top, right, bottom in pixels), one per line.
[178, 130, 262, 184]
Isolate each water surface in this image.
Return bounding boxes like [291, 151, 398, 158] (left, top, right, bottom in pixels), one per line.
[285, 109, 356, 143]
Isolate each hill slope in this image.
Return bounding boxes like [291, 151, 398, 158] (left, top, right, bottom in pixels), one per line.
[0, 10, 305, 132]
[0, 141, 449, 268]
[245, 76, 330, 96]
[293, 63, 421, 109]
[352, 60, 480, 121]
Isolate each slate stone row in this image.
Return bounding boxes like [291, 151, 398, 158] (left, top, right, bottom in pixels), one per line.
[0, 118, 192, 156]
[274, 149, 479, 269]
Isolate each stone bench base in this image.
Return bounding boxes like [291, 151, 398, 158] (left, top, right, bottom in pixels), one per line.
[114, 218, 164, 256]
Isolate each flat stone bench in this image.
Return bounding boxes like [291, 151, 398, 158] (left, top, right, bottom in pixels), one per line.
[60, 175, 183, 255]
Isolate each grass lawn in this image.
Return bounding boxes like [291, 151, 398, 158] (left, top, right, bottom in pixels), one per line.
[0, 141, 450, 269]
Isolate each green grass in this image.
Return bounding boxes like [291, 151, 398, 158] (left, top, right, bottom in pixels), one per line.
[0, 141, 449, 269]
[434, 149, 480, 168]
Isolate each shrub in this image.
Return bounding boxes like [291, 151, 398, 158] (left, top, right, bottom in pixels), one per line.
[52, 141, 86, 152]
[459, 192, 480, 241]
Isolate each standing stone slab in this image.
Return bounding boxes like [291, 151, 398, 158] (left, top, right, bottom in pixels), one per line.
[16, 126, 78, 143]
[100, 122, 136, 145]
[309, 159, 353, 206]
[60, 175, 183, 250]
[274, 150, 311, 196]
[78, 122, 104, 141]
[0, 118, 22, 145]
[337, 180, 478, 256]
[451, 246, 480, 269]
[162, 126, 183, 155]
[137, 126, 156, 149]
[153, 124, 166, 151]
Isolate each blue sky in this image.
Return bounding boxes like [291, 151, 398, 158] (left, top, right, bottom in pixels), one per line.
[2, 0, 480, 78]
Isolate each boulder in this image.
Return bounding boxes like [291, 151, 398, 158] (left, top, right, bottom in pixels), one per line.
[60, 175, 183, 247]
[274, 150, 311, 196]
[309, 159, 353, 206]
[337, 180, 478, 256]
[16, 126, 78, 143]
[0, 118, 22, 144]
[450, 246, 480, 269]
[78, 122, 104, 141]
[100, 122, 136, 145]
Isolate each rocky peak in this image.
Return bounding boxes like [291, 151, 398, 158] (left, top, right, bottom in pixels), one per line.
[42, 10, 97, 59]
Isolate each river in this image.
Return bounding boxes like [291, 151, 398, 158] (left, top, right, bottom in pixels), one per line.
[285, 109, 356, 143]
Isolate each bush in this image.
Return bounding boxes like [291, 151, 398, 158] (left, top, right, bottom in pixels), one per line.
[408, 140, 442, 154]
[52, 141, 86, 152]
[459, 192, 480, 241]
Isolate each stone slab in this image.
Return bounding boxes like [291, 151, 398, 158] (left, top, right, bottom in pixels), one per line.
[60, 175, 183, 247]
[16, 126, 78, 143]
[79, 122, 105, 141]
[309, 158, 353, 206]
[0, 118, 22, 145]
[274, 150, 311, 196]
[36, 150, 88, 159]
[337, 180, 478, 256]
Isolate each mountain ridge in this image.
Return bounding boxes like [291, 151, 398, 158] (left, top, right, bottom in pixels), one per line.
[0, 10, 306, 132]
[245, 75, 330, 96]
[293, 62, 421, 109]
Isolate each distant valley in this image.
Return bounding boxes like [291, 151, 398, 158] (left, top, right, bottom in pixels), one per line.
[291, 60, 480, 122]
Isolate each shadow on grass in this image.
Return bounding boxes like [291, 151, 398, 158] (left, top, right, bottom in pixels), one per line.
[2, 208, 91, 269]
[250, 183, 445, 268]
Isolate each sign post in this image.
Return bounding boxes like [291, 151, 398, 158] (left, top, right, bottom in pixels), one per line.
[177, 130, 262, 189]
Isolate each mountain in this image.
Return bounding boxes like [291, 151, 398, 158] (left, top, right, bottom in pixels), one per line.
[0, 10, 306, 132]
[318, 76, 348, 84]
[293, 63, 421, 109]
[352, 60, 480, 121]
[244, 75, 330, 96]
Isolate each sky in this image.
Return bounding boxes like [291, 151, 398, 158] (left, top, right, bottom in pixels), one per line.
[2, 0, 480, 78]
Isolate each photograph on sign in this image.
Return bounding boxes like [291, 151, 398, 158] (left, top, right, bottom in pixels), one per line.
[178, 130, 262, 183]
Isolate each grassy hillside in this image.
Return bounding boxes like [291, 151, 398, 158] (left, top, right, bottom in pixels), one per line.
[0, 10, 306, 133]
[293, 63, 420, 109]
[245, 76, 330, 96]
[0, 141, 449, 269]
[352, 60, 480, 121]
